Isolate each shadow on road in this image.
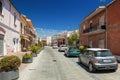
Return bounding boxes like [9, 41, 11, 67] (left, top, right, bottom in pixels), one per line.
[76, 62, 115, 74]
[64, 54, 78, 58]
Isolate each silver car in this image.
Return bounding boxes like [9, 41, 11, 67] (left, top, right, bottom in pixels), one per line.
[78, 48, 118, 72]
[52, 45, 58, 49]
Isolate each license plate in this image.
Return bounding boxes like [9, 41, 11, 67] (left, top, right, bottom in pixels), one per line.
[103, 60, 111, 62]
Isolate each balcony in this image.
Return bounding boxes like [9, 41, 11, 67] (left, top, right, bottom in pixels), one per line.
[83, 25, 106, 36]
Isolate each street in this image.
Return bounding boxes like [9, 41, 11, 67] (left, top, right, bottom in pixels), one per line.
[19, 46, 120, 80]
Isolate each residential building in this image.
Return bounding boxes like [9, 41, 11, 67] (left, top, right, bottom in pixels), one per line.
[26, 18, 37, 47]
[0, 0, 20, 56]
[46, 36, 51, 46]
[79, 0, 120, 55]
[51, 35, 58, 46]
[41, 39, 47, 46]
[57, 31, 67, 47]
[20, 14, 30, 51]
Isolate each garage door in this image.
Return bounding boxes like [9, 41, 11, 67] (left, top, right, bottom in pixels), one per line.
[99, 39, 104, 48]
[0, 35, 4, 55]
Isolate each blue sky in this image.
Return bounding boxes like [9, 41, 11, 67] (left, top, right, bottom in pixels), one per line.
[11, 0, 112, 38]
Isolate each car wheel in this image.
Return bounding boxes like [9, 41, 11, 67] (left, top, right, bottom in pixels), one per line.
[64, 53, 67, 56]
[66, 54, 69, 57]
[78, 57, 81, 64]
[89, 63, 95, 73]
[112, 69, 117, 72]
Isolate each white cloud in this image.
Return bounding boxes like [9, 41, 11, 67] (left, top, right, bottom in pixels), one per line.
[36, 28, 64, 38]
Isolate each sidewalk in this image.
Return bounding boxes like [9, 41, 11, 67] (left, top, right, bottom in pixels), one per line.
[18, 51, 43, 80]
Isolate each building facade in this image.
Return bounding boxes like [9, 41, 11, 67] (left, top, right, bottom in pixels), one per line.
[79, 0, 120, 55]
[46, 36, 51, 46]
[21, 16, 37, 50]
[0, 0, 20, 56]
[20, 14, 30, 51]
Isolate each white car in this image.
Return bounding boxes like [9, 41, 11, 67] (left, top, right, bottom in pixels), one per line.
[58, 45, 68, 52]
[52, 45, 58, 49]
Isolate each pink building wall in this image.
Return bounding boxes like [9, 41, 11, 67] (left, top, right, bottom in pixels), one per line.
[0, 0, 20, 56]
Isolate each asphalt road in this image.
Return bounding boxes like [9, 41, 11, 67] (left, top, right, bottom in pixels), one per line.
[18, 46, 120, 80]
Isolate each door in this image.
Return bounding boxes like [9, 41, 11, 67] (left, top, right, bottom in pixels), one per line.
[99, 39, 104, 48]
[0, 35, 4, 55]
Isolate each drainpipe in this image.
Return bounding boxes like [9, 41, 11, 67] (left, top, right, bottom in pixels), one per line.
[105, 6, 108, 49]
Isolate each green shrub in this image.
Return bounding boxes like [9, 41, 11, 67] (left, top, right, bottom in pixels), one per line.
[79, 45, 87, 53]
[28, 45, 37, 53]
[28, 45, 41, 53]
[0, 55, 21, 72]
[23, 53, 32, 59]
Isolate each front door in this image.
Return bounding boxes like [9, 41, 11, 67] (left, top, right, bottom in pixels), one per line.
[0, 35, 4, 55]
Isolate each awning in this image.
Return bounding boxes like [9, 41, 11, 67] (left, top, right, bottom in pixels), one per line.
[24, 37, 30, 41]
[21, 37, 30, 42]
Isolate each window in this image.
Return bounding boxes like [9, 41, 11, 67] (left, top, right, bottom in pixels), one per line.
[95, 50, 112, 57]
[14, 13, 17, 26]
[0, 1, 2, 14]
[83, 25, 86, 30]
[88, 51, 94, 57]
[99, 15, 105, 28]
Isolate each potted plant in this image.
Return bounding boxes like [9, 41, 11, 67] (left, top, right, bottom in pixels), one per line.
[28, 45, 38, 57]
[36, 46, 41, 54]
[0, 55, 21, 80]
[22, 53, 33, 63]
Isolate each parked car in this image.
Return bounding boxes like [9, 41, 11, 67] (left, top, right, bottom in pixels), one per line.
[78, 48, 118, 72]
[115, 55, 120, 63]
[52, 45, 58, 49]
[65, 46, 80, 57]
[58, 45, 68, 52]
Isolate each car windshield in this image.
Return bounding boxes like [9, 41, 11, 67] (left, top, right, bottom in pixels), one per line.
[95, 50, 113, 57]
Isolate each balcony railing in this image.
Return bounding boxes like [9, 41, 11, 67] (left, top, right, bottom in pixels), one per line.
[83, 25, 106, 35]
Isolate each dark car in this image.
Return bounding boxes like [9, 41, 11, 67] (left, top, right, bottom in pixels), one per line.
[78, 48, 118, 72]
[115, 55, 120, 63]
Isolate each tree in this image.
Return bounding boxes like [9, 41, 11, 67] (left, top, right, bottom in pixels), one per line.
[38, 40, 42, 48]
[67, 37, 73, 46]
[67, 31, 79, 46]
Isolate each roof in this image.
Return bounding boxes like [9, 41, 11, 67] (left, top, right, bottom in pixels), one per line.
[9, 0, 21, 14]
[83, 0, 116, 21]
[84, 6, 105, 21]
[87, 48, 109, 51]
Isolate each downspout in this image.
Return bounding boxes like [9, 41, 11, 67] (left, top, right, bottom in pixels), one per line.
[105, 6, 108, 49]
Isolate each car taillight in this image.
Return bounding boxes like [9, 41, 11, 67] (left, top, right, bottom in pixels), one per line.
[92, 58, 98, 63]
